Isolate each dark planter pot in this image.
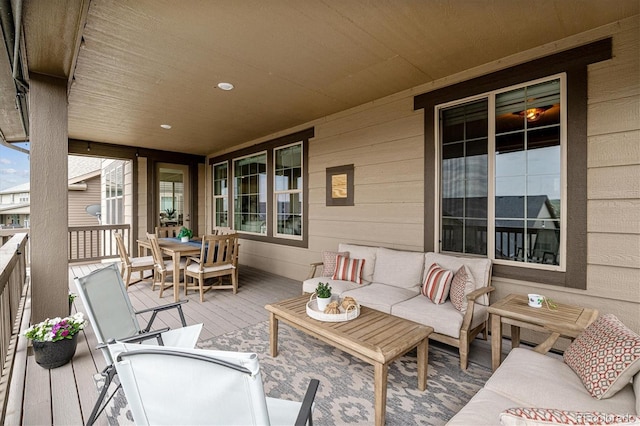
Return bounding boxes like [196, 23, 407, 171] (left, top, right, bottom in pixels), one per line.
[32, 334, 78, 369]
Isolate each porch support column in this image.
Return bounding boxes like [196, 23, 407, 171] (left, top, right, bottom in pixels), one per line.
[29, 73, 68, 322]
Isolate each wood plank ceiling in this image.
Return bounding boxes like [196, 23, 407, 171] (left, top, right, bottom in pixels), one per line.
[2, 0, 638, 156]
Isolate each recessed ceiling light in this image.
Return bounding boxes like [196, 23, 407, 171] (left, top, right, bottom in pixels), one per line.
[217, 82, 234, 91]
[160, 124, 172, 129]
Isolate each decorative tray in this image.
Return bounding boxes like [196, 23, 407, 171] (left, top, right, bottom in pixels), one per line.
[306, 295, 360, 322]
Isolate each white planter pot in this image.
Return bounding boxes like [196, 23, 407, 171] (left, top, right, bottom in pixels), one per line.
[316, 295, 331, 311]
[181, 236, 189, 243]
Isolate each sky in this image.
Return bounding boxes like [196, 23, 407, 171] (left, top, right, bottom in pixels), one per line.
[0, 142, 30, 191]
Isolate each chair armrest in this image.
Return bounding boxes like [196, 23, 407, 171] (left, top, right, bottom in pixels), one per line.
[294, 378, 320, 426]
[96, 327, 171, 350]
[461, 286, 495, 331]
[306, 262, 324, 280]
[465, 285, 495, 302]
[185, 257, 200, 267]
[533, 322, 589, 354]
[533, 332, 562, 354]
[136, 300, 189, 329]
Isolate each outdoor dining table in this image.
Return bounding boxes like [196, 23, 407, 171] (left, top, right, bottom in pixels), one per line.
[137, 237, 202, 302]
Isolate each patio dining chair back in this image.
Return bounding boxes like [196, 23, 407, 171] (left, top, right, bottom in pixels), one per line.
[155, 225, 181, 238]
[184, 233, 239, 302]
[114, 232, 155, 289]
[108, 342, 319, 426]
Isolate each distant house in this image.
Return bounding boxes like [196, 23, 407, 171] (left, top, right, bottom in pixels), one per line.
[0, 156, 102, 228]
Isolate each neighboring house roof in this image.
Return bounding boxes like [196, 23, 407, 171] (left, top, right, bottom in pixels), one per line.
[0, 182, 30, 195]
[0, 156, 101, 194]
[442, 195, 559, 229]
[0, 203, 30, 213]
[68, 156, 102, 183]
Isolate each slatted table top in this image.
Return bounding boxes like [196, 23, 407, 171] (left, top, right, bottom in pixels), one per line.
[265, 294, 433, 365]
[488, 293, 597, 330]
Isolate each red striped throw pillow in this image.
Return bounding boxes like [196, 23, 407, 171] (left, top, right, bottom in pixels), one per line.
[422, 263, 453, 304]
[332, 255, 365, 284]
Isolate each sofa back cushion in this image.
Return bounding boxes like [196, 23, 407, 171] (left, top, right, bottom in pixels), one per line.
[423, 252, 492, 305]
[338, 244, 377, 284]
[372, 247, 424, 288]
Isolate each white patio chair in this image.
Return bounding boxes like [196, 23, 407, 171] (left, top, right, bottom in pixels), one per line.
[108, 342, 319, 426]
[74, 263, 202, 425]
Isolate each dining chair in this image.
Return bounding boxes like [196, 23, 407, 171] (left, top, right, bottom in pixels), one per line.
[212, 228, 241, 284]
[184, 233, 238, 302]
[114, 232, 156, 289]
[107, 342, 319, 426]
[147, 233, 187, 298]
[155, 225, 182, 238]
[74, 264, 202, 425]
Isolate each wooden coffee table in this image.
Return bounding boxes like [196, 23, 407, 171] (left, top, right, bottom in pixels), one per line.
[488, 293, 598, 371]
[265, 295, 433, 426]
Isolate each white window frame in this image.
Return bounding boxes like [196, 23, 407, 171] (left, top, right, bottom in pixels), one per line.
[212, 161, 228, 228]
[435, 73, 567, 271]
[273, 142, 303, 240]
[232, 151, 268, 236]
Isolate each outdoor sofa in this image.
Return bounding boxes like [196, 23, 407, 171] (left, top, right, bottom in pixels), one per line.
[448, 313, 640, 425]
[303, 243, 494, 370]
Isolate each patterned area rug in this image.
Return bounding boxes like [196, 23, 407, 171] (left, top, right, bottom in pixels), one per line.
[95, 321, 491, 425]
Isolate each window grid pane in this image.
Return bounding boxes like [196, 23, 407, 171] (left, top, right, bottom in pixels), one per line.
[495, 79, 561, 265]
[233, 154, 267, 234]
[440, 99, 488, 255]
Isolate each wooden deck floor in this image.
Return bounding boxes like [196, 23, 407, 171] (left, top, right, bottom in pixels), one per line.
[11, 262, 303, 426]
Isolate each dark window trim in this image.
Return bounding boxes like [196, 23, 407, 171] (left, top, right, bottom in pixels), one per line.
[209, 128, 314, 248]
[414, 38, 612, 289]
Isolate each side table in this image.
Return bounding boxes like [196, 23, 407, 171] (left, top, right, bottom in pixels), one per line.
[488, 293, 598, 371]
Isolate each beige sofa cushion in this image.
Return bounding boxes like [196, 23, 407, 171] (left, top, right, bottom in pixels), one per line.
[424, 253, 492, 305]
[338, 243, 377, 284]
[342, 283, 420, 314]
[371, 247, 424, 288]
[485, 348, 637, 413]
[447, 387, 526, 426]
[391, 296, 487, 339]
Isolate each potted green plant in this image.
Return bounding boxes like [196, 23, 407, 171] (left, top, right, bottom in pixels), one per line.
[23, 313, 87, 369]
[164, 208, 176, 220]
[315, 282, 332, 311]
[178, 226, 193, 242]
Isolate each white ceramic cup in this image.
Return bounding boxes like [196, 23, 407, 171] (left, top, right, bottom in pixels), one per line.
[528, 294, 543, 308]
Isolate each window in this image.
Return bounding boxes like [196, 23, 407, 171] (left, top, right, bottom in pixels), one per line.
[274, 143, 302, 237]
[233, 153, 267, 234]
[104, 161, 124, 224]
[414, 38, 611, 288]
[438, 77, 563, 270]
[213, 162, 228, 227]
[209, 128, 312, 247]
